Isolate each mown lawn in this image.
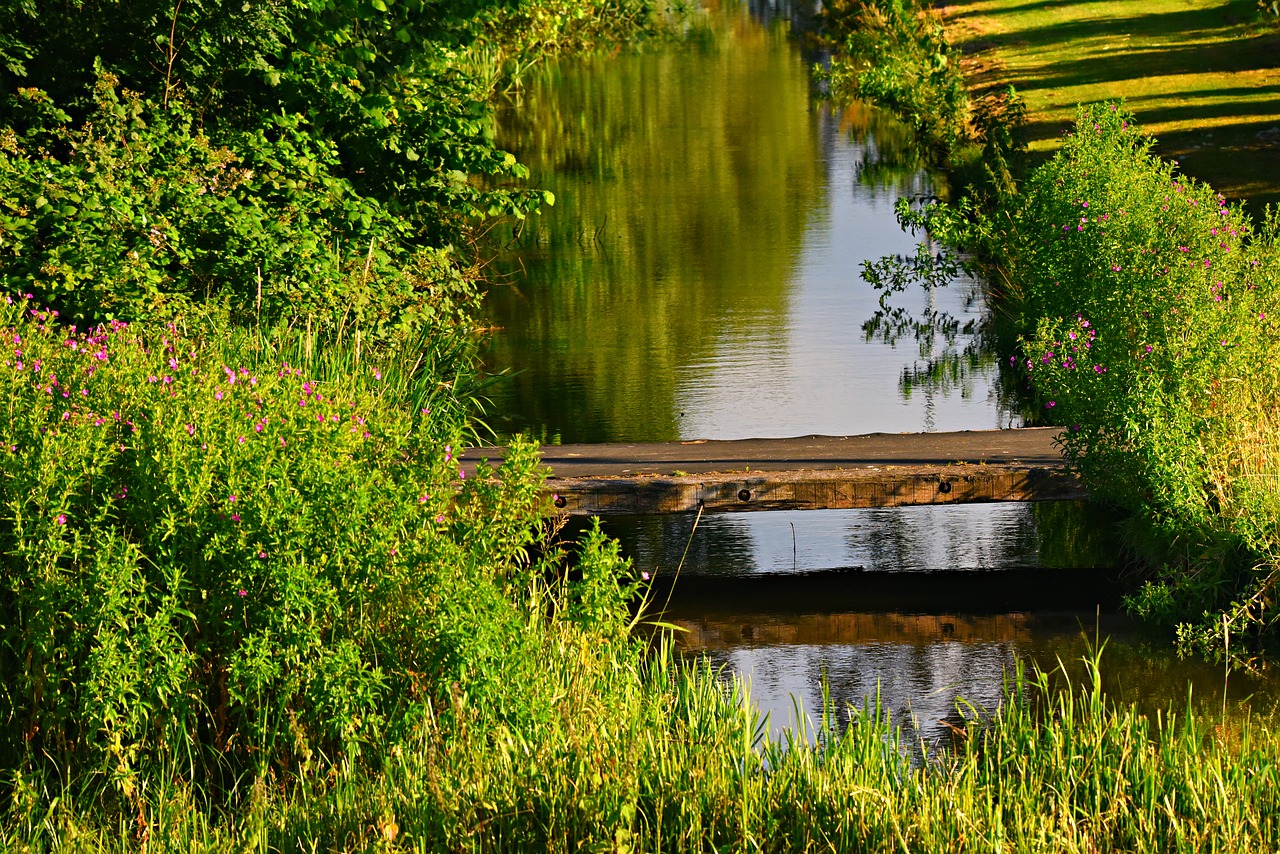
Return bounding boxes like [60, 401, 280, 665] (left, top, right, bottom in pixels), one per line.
[940, 0, 1280, 211]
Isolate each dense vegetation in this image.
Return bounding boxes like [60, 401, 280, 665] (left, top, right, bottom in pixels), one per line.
[0, 301, 563, 789]
[4, 0, 1280, 849]
[825, 0, 1280, 658]
[0, 0, 675, 845]
[0, 0, 683, 331]
[983, 105, 1280, 658]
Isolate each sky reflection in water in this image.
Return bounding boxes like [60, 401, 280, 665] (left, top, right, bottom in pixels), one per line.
[486, 2, 1280, 734]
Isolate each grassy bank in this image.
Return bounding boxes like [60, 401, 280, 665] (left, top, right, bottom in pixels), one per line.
[939, 0, 1280, 211]
[7, 2, 1280, 850]
[13, 632, 1280, 851]
[824, 1, 1280, 654]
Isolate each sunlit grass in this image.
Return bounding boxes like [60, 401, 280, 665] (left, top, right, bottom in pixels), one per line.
[13, 647, 1280, 851]
[943, 0, 1280, 210]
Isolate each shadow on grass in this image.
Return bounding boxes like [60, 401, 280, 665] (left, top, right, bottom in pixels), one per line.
[945, 0, 1280, 208]
[946, 0, 1259, 30]
[1005, 43, 1280, 92]
[1018, 94, 1280, 134]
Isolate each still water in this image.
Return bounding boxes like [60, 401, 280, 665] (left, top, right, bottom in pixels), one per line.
[484, 8, 1010, 443]
[482, 1, 1280, 736]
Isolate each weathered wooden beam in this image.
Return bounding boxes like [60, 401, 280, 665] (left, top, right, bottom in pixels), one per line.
[546, 463, 1084, 515]
[461, 428, 1086, 515]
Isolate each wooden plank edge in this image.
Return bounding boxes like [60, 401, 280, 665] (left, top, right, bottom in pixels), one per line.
[544, 464, 1086, 515]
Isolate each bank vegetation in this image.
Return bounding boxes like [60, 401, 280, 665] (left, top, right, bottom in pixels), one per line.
[3, 0, 1280, 850]
[825, 0, 1280, 661]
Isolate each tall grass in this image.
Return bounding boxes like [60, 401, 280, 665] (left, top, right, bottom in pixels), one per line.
[206, 311, 501, 447]
[10, 641, 1280, 851]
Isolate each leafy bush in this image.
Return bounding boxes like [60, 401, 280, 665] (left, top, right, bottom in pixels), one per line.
[0, 79, 462, 330]
[821, 0, 969, 164]
[0, 1, 557, 329]
[990, 104, 1280, 652]
[0, 297, 643, 802]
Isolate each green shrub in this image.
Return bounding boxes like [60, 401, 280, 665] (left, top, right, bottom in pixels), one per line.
[0, 298, 643, 801]
[993, 103, 1280, 650]
[0, 0, 568, 330]
[0, 77, 495, 333]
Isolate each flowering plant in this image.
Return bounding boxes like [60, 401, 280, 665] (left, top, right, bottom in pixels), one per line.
[0, 298, 639, 789]
[996, 104, 1280, 649]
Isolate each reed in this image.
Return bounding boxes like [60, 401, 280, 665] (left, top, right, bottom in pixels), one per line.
[10, 643, 1280, 851]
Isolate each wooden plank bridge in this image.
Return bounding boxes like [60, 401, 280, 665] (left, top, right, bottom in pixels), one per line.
[460, 427, 1086, 516]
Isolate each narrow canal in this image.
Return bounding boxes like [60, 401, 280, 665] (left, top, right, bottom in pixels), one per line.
[481, 0, 1280, 739]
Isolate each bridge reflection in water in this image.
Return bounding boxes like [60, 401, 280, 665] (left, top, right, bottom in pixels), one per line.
[647, 562, 1124, 744]
[589, 503, 1280, 744]
[666, 604, 1110, 745]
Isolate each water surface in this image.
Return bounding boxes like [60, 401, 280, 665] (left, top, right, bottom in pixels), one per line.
[484, 3, 1013, 443]
[483, 2, 1280, 737]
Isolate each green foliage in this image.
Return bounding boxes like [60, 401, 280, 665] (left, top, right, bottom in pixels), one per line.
[0, 2, 693, 840]
[821, 0, 968, 164]
[0, 0, 574, 328]
[820, 2, 1029, 206]
[0, 0, 684, 329]
[0, 77, 461, 330]
[984, 103, 1280, 653]
[965, 85, 1028, 203]
[0, 0, 693, 328]
[0, 297, 647, 800]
